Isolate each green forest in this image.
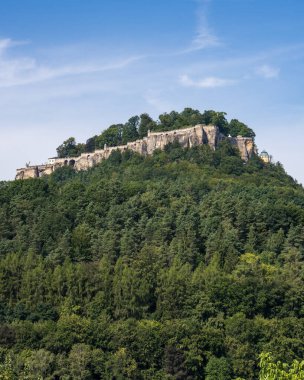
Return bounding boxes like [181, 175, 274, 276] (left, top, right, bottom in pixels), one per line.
[1, 110, 304, 379]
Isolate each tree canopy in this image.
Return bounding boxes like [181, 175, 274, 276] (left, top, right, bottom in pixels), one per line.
[0, 113, 302, 378]
[56, 108, 255, 158]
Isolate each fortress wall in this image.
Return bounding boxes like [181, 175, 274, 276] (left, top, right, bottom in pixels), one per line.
[15, 125, 255, 179]
[16, 167, 39, 180]
[41, 166, 54, 176]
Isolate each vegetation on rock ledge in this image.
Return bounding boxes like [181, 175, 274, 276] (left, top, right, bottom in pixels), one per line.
[56, 108, 255, 158]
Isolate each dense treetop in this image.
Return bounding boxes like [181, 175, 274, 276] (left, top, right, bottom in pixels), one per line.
[0, 129, 304, 378]
[56, 108, 255, 158]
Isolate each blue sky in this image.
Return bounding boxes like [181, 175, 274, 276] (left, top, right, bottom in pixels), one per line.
[0, 0, 304, 183]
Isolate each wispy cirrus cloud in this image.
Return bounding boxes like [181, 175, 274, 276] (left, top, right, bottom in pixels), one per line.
[0, 38, 13, 53]
[256, 64, 280, 78]
[0, 38, 29, 55]
[188, 20, 219, 52]
[184, 0, 220, 53]
[180, 74, 236, 88]
[0, 38, 143, 88]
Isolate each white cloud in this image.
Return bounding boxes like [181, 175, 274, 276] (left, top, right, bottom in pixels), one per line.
[180, 74, 236, 88]
[0, 38, 143, 88]
[0, 38, 29, 55]
[189, 24, 219, 52]
[256, 64, 280, 78]
[186, 1, 220, 53]
[0, 38, 13, 54]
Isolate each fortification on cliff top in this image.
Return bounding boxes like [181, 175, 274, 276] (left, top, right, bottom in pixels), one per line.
[15, 124, 255, 180]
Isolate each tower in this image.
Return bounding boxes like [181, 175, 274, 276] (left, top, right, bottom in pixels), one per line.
[260, 150, 271, 163]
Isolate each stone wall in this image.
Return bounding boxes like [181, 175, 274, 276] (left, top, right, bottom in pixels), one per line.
[15, 125, 255, 180]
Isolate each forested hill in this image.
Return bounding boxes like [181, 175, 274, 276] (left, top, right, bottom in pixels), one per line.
[0, 136, 304, 379]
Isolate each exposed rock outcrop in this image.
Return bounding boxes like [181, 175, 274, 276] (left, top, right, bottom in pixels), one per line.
[15, 125, 255, 180]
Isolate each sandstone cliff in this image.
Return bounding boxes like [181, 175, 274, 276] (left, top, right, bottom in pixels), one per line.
[15, 125, 255, 180]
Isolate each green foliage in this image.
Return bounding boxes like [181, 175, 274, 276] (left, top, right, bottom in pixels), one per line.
[95, 124, 123, 149]
[56, 137, 85, 158]
[0, 127, 303, 378]
[138, 113, 157, 139]
[205, 356, 231, 380]
[259, 352, 304, 379]
[122, 116, 139, 144]
[229, 119, 255, 138]
[202, 110, 229, 134]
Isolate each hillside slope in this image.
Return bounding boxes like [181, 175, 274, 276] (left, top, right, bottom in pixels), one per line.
[0, 140, 303, 379]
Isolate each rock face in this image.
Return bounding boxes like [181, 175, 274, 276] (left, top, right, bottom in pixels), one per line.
[15, 125, 255, 180]
[228, 136, 255, 162]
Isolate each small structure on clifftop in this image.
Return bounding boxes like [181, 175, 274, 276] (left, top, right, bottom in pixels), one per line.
[259, 150, 271, 163]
